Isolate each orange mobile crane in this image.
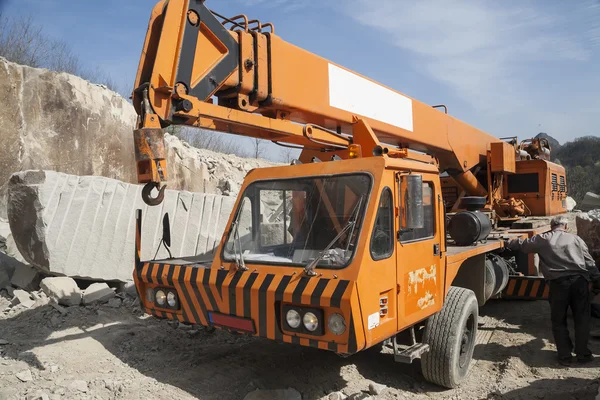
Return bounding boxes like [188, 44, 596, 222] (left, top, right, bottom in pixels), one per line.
[130, 0, 568, 388]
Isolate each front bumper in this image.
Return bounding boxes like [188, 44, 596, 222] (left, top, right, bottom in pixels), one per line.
[134, 261, 362, 355]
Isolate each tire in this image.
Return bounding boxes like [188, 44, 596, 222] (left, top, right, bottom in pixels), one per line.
[421, 286, 478, 389]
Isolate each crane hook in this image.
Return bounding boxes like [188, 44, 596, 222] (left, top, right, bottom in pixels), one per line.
[142, 182, 167, 206]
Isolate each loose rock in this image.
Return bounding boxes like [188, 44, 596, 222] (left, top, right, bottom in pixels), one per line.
[117, 281, 138, 298]
[107, 297, 122, 308]
[50, 315, 62, 328]
[82, 282, 115, 305]
[69, 380, 89, 393]
[40, 277, 82, 306]
[26, 390, 49, 400]
[368, 382, 386, 396]
[11, 289, 35, 308]
[0, 339, 8, 345]
[16, 369, 33, 382]
[329, 392, 347, 400]
[49, 300, 68, 315]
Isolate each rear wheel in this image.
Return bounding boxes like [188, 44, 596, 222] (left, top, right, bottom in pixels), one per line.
[421, 286, 478, 388]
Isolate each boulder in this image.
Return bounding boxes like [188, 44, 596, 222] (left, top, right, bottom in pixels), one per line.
[82, 283, 115, 305]
[581, 192, 600, 212]
[576, 210, 600, 264]
[0, 57, 137, 218]
[7, 171, 235, 281]
[0, 58, 279, 219]
[40, 277, 82, 306]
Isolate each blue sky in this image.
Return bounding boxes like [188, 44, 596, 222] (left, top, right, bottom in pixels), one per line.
[1, 0, 599, 150]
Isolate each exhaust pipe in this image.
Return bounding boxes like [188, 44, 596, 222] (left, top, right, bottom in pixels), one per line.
[373, 145, 389, 156]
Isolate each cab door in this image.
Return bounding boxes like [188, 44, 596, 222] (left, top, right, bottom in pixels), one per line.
[395, 173, 444, 330]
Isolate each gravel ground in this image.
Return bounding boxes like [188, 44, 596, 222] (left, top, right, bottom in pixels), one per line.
[0, 293, 599, 400]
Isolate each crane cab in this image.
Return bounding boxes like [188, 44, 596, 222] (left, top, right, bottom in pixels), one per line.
[134, 155, 497, 387]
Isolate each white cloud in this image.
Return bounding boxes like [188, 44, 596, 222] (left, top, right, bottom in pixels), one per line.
[339, 0, 600, 141]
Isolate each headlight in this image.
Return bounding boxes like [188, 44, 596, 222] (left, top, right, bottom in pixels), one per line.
[155, 289, 166, 306]
[286, 309, 301, 329]
[167, 291, 178, 307]
[303, 312, 319, 332]
[328, 313, 346, 335]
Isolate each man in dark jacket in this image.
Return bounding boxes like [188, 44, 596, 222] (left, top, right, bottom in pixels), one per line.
[506, 215, 600, 366]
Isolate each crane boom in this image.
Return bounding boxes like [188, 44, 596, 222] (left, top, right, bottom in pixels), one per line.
[132, 0, 566, 218]
[133, 0, 498, 174]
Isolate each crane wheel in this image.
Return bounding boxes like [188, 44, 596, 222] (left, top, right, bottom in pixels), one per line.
[420, 286, 478, 389]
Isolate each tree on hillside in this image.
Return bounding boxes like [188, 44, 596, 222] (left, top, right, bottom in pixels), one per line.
[280, 147, 297, 164]
[252, 137, 267, 159]
[167, 126, 249, 158]
[0, 13, 119, 93]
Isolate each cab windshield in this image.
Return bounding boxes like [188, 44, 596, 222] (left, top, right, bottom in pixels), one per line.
[223, 173, 372, 269]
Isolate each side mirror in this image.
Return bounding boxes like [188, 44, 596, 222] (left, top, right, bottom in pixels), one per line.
[162, 213, 171, 248]
[400, 174, 424, 230]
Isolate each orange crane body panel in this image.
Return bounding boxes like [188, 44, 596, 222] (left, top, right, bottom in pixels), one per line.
[133, 0, 500, 174]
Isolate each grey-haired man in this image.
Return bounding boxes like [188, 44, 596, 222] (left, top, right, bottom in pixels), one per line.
[505, 215, 600, 366]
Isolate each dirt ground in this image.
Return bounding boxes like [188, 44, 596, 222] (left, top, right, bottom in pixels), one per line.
[1, 294, 599, 400]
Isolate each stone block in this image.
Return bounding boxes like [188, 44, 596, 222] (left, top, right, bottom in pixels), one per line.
[82, 283, 115, 305]
[40, 277, 82, 307]
[8, 170, 236, 282]
[10, 264, 42, 291]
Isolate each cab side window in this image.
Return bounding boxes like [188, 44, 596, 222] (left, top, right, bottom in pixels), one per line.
[370, 188, 394, 260]
[399, 182, 435, 243]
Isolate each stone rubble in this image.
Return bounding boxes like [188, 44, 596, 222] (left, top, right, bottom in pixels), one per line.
[16, 369, 33, 382]
[68, 380, 89, 393]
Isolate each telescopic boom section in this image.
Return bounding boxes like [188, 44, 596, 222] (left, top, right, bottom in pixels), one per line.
[132, 0, 499, 201]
